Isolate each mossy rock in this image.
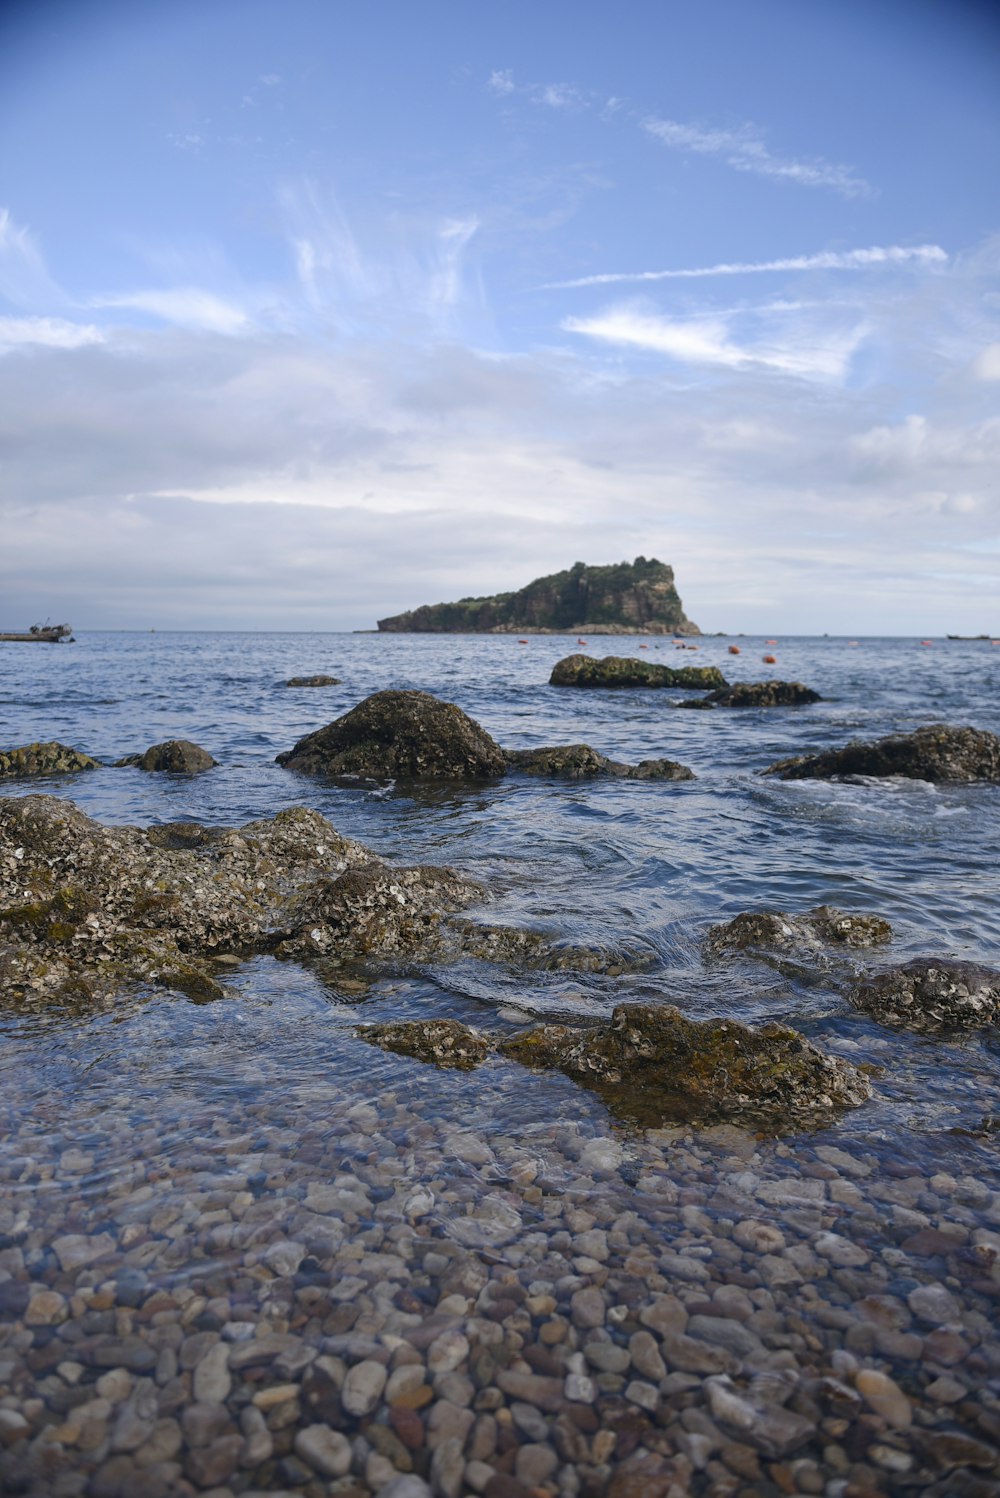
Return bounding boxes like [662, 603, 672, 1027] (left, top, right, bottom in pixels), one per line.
[286, 674, 340, 687]
[848, 958, 1000, 1033]
[550, 654, 726, 690]
[276, 689, 507, 779]
[498, 1002, 872, 1129]
[0, 742, 100, 778]
[505, 745, 694, 781]
[763, 724, 1000, 783]
[357, 1018, 489, 1069]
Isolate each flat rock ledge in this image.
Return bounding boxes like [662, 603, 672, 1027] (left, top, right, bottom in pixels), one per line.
[0, 796, 634, 1008]
[849, 957, 1000, 1033]
[361, 1003, 872, 1131]
[705, 906, 893, 959]
[505, 745, 694, 781]
[763, 723, 1000, 783]
[0, 742, 100, 778]
[114, 739, 218, 773]
[677, 680, 821, 710]
[550, 653, 727, 690]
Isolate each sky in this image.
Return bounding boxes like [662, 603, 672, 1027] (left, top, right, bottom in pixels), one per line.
[1, 0, 999, 633]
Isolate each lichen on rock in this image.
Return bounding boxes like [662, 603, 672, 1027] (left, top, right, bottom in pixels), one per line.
[276, 689, 507, 780]
[550, 653, 727, 690]
[0, 742, 100, 778]
[848, 958, 1000, 1033]
[763, 724, 1000, 783]
[498, 1003, 872, 1129]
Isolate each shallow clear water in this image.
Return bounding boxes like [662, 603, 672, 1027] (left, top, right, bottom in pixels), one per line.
[1, 632, 999, 1494]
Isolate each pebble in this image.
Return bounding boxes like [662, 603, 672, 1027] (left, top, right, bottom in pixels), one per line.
[294, 1423, 352, 1476]
[341, 1358, 388, 1416]
[855, 1368, 912, 1428]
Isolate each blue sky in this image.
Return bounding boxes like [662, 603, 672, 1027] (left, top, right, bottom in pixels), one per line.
[1, 0, 999, 631]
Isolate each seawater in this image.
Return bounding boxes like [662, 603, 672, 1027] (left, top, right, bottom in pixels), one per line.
[1, 632, 999, 1493]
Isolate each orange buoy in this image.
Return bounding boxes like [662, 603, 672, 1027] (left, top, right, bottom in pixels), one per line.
[920, 640, 933, 646]
[577, 638, 587, 645]
[763, 654, 777, 664]
[728, 645, 740, 655]
[848, 640, 859, 647]
[765, 638, 778, 645]
[518, 639, 528, 645]
[992, 640, 1000, 645]
[639, 643, 649, 649]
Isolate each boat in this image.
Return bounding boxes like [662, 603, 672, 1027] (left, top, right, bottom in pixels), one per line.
[0, 622, 74, 643]
[946, 634, 991, 640]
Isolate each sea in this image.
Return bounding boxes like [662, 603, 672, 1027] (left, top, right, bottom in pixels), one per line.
[1, 630, 999, 1494]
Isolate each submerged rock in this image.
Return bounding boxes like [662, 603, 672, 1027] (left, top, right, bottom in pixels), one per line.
[498, 1003, 872, 1129]
[550, 654, 727, 690]
[763, 724, 1000, 783]
[505, 745, 694, 781]
[849, 958, 1000, 1033]
[275, 863, 483, 959]
[115, 739, 218, 773]
[0, 742, 100, 778]
[285, 674, 340, 687]
[357, 1018, 490, 1069]
[276, 689, 507, 779]
[705, 906, 893, 958]
[677, 681, 821, 710]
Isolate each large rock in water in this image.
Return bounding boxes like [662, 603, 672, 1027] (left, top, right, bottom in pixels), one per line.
[550, 653, 727, 690]
[763, 724, 1000, 783]
[0, 742, 100, 778]
[498, 1003, 872, 1129]
[376, 556, 700, 634]
[276, 690, 507, 779]
[848, 958, 1000, 1033]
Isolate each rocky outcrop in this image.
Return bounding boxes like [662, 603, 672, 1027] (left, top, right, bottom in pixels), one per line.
[115, 740, 218, 773]
[498, 1004, 872, 1129]
[0, 742, 100, 778]
[705, 907, 893, 959]
[276, 690, 508, 780]
[285, 674, 340, 687]
[505, 746, 694, 781]
[550, 654, 727, 690]
[357, 1018, 490, 1070]
[848, 958, 1000, 1033]
[678, 681, 821, 710]
[377, 557, 700, 634]
[0, 796, 631, 1009]
[764, 725, 1000, 783]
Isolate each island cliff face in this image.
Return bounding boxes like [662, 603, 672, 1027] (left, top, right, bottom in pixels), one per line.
[377, 557, 700, 635]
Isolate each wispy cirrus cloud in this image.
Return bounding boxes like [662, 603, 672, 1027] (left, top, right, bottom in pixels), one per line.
[644, 116, 871, 197]
[545, 244, 948, 290]
[92, 288, 251, 335]
[563, 304, 867, 382]
[0, 208, 67, 308]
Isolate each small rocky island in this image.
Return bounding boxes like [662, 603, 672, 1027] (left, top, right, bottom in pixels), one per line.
[376, 556, 700, 635]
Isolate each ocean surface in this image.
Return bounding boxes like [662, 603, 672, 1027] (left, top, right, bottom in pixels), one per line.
[1, 630, 999, 1495]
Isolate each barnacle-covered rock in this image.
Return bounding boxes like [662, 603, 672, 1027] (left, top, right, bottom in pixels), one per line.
[357, 1018, 490, 1070]
[498, 1003, 871, 1130]
[505, 745, 694, 781]
[550, 654, 726, 690]
[763, 724, 1000, 783]
[848, 958, 1000, 1033]
[0, 742, 100, 778]
[115, 739, 217, 773]
[705, 906, 893, 959]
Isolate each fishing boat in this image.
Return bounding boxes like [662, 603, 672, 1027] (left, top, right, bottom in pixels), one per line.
[946, 633, 991, 640]
[0, 622, 74, 643]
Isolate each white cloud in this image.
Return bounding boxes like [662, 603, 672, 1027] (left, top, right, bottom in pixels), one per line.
[563, 304, 866, 382]
[644, 115, 871, 197]
[488, 69, 516, 96]
[546, 244, 948, 289]
[537, 83, 586, 110]
[972, 342, 1000, 380]
[0, 316, 104, 351]
[92, 289, 250, 335]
